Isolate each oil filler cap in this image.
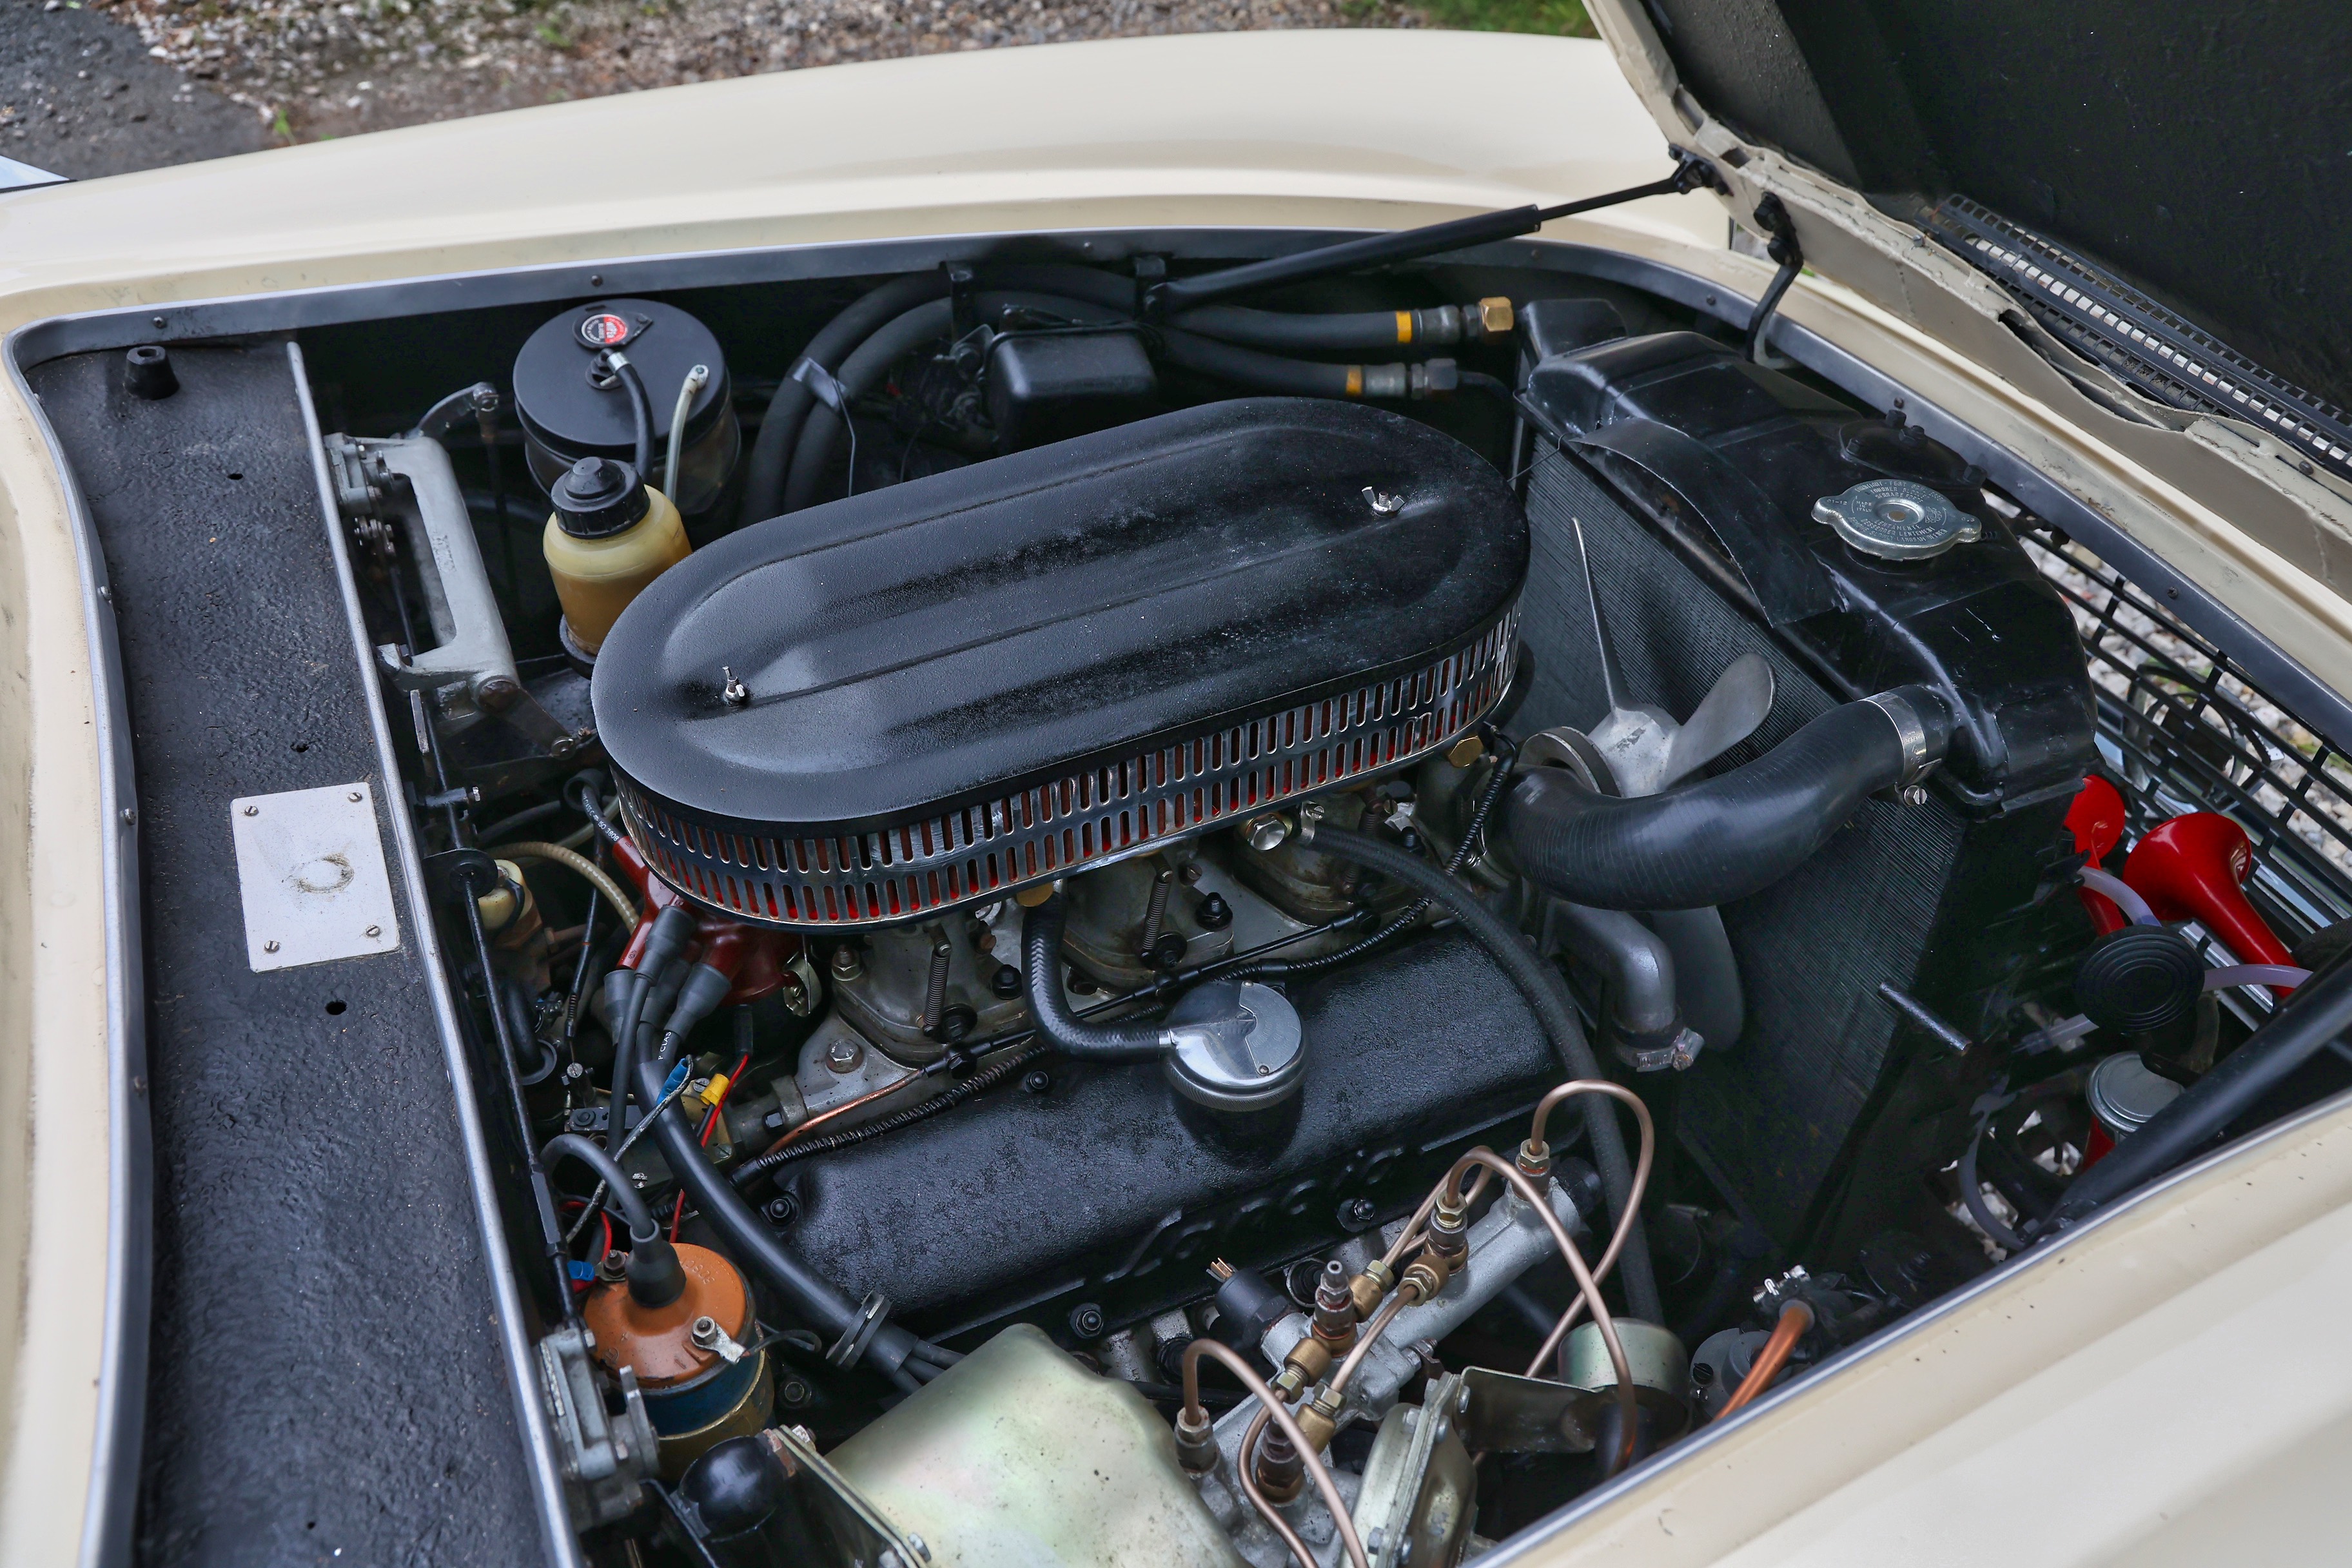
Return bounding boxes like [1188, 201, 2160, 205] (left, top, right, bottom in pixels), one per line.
[1162, 981, 1305, 1113]
[1812, 479, 1981, 561]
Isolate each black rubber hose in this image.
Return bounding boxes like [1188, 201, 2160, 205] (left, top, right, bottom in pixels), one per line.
[628, 1048, 930, 1377]
[780, 290, 1125, 513]
[1172, 304, 1424, 354]
[1305, 825, 1661, 1321]
[542, 1132, 658, 1240]
[1155, 328, 1363, 397]
[738, 271, 950, 529]
[1228, 741, 1517, 983]
[613, 358, 656, 482]
[1023, 897, 1171, 1063]
[2044, 956, 2352, 1230]
[1502, 687, 1952, 911]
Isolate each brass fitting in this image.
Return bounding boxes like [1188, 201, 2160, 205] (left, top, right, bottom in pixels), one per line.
[1348, 1259, 1396, 1318]
[1280, 1335, 1335, 1390]
[1516, 1137, 1553, 1180]
[1400, 1256, 1447, 1305]
[1426, 1199, 1471, 1266]
[1174, 1407, 1219, 1474]
[1293, 1386, 1346, 1454]
[1478, 297, 1516, 336]
[1446, 733, 1485, 768]
[1253, 1424, 1305, 1504]
[1310, 1259, 1358, 1353]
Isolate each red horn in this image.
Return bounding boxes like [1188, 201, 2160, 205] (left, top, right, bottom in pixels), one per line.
[2121, 813, 2292, 980]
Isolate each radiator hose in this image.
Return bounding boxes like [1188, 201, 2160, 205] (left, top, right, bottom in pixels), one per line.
[1503, 687, 1952, 911]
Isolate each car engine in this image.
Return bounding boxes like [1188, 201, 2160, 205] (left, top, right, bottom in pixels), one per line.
[34, 237, 2352, 1568]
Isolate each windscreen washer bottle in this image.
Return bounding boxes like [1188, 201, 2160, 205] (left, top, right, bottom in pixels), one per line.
[512, 299, 739, 521]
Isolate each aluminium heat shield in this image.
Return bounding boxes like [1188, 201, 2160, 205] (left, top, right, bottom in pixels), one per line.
[593, 398, 1526, 928]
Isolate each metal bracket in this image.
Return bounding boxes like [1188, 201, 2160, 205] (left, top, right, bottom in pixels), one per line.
[827, 1291, 894, 1368]
[1744, 192, 1803, 366]
[537, 1322, 658, 1527]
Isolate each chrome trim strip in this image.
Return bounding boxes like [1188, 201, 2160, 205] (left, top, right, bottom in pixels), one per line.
[288, 342, 582, 1568]
[6, 326, 152, 1568]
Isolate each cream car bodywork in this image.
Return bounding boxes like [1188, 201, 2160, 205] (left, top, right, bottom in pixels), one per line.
[0, 28, 2345, 1567]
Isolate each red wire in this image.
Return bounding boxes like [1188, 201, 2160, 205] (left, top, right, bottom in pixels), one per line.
[558, 1199, 614, 1289]
[670, 1049, 753, 1241]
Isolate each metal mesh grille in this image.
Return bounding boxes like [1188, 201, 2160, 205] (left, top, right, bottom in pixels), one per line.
[2021, 526, 2352, 1017]
[620, 611, 1518, 929]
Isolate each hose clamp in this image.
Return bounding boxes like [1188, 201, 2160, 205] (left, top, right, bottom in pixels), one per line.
[1862, 691, 1934, 789]
[826, 1291, 893, 1368]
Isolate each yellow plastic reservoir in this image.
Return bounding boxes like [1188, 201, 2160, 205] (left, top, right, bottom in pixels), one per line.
[542, 456, 690, 656]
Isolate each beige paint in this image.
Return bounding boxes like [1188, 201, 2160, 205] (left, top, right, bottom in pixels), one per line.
[1505, 1095, 2352, 1567]
[0, 24, 2340, 1564]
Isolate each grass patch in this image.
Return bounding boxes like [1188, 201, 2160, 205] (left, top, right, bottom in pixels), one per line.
[1406, 0, 1594, 35]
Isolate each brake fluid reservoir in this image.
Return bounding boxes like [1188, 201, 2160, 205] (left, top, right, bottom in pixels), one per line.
[542, 456, 689, 663]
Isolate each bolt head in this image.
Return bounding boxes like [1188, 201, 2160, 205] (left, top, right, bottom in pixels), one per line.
[243, 804, 259, 816]
[348, 791, 362, 803]
[781, 1378, 812, 1406]
[1021, 1069, 1053, 1096]
[1067, 1302, 1106, 1340]
[1244, 813, 1291, 853]
[1902, 783, 1930, 807]
[365, 925, 382, 939]
[1195, 892, 1232, 932]
[763, 1194, 799, 1226]
[989, 963, 1023, 999]
[262, 939, 280, 953]
[824, 1037, 863, 1073]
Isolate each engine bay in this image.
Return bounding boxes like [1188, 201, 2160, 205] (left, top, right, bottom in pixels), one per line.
[33, 230, 2352, 1567]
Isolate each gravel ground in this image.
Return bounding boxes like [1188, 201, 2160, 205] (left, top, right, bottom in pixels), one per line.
[2, 0, 266, 177]
[69, 0, 1421, 151]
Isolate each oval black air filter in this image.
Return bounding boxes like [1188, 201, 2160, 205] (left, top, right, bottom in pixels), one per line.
[594, 398, 1527, 928]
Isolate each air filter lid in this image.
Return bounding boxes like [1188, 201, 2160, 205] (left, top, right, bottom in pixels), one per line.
[595, 398, 1525, 926]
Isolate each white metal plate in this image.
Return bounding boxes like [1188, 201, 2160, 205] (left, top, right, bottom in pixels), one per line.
[231, 781, 402, 972]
